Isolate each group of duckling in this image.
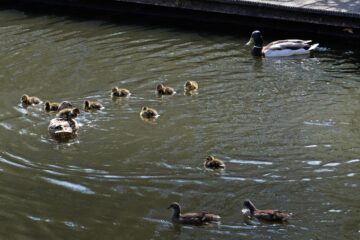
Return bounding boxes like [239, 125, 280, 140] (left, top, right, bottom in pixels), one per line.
[20, 30, 314, 226]
[21, 85, 291, 225]
[20, 80, 199, 139]
[21, 80, 291, 226]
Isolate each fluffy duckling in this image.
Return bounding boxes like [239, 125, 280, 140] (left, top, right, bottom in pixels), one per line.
[184, 81, 198, 92]
[168, 202, 221, 225]
[156, 84, 176, 95]
[111, 87, 131, 97]
[57, 101, 73, 111]
[44, 101, 60, 112]
[242, 199, 291, 222]
[140, 106, 159, 119]
[204, 155, 225, 169]
[21, 94, 41, 106]
[84, 100, 103, 110]
[57, 108, 80, 120]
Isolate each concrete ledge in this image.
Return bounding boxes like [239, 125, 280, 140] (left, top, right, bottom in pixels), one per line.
[1, 0, 359, 40]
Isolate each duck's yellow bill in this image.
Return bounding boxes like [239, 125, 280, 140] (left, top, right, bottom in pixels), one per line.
[245, 38, 253, 46]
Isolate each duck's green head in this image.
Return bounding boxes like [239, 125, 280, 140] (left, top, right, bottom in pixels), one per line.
[246, 30, 263, 48]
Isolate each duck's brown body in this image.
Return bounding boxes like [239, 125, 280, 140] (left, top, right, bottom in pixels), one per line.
[243, 200, 291, 222]
[168, 202, 220, 225]
[204, 156, 225, 169]
[157, 84, 175, 95]
[84, 100, 103, 110]
[21, 94, 41, 106]
[112, 87, 131, 97]
[140, 106, 159, 119]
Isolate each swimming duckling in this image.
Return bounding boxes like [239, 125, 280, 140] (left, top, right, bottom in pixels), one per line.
[57, 108, 80, 120]
[57, 101, 73, 111]
[168, 202, 221, 225]
[44, 101, 60, 112]
[84, 100, 103, 110]
[140, 106, 159, 119]
[242, 199, 291, 222]
[111, 87, 131, 97]
[21, 94, 41, 106]
[184, 81, 198, 92]
[156, 84, 176, 95]
[204, 155, 225, 169]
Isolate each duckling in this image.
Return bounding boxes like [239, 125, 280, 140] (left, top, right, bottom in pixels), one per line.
[21, 94, 41, 106]
[84, 100, 103, 110]
[58, 101, 73, 111]
[168, 202, 221, 225]
[140, 106, 159, 119]
[204, 155, 225, 169]
[242, 199, 291, 222]
[111, 87, 131, 97]
[156, 84, 176, 95]
[44, 101, 60, 112]
[57, 108, 80, 120]
[184, 81, 198, 92]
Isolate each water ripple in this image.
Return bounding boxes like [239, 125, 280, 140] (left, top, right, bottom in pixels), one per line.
[41, 177, 95, 195]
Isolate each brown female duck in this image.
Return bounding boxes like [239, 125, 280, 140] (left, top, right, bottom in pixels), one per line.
[111, 87, 131, 97]
[84, 100, 103, 110]
[140, 106, 159, 119]
[242, 199, 291, 222]
[167, 202, 221, 225]
[204, 155, 225, 169]
[156, 84, 176, 95]
[184, 81, 198, 92]
[21, 94, 41, 106]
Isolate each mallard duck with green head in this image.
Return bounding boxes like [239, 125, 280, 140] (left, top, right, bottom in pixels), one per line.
[246, 30, 319, 57]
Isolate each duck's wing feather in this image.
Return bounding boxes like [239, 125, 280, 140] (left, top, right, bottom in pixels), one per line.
[180, 212, 220, 224]
[265, 40, 312, 51]
[254, 209, 290, 221]
[179, 212, 206, 224]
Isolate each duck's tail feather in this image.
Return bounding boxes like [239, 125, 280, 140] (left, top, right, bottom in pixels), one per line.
[309, 43, 319, 51]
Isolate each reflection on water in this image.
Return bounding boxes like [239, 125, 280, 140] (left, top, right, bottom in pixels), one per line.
[0, 9, 359, 240]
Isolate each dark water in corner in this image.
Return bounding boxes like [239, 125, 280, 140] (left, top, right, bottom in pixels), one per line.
[0, 9, 359, 240]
